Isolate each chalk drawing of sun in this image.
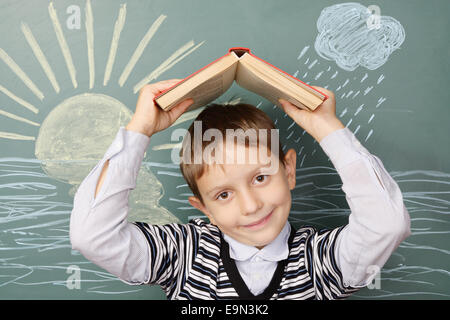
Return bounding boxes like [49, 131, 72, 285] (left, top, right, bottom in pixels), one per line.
[0, 1, 205, 225]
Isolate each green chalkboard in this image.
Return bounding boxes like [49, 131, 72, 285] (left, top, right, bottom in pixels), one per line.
[0, 0, 449, 300]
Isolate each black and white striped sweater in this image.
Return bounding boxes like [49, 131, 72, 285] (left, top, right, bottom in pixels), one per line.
[133, 218, 359, 300]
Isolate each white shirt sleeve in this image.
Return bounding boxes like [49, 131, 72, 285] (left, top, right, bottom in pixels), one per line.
[319, 128, 411, 288]
[69, 127, 153, 285]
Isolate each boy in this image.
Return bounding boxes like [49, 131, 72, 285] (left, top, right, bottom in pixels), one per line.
[70, 79, 411, 299]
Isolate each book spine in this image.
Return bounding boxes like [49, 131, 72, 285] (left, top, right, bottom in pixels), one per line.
[228, 47, 251, 54]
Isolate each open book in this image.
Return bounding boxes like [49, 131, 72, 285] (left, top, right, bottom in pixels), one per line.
[154, 47, 328, 112]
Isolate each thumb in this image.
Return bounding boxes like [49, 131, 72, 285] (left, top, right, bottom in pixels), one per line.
[279, 99, 306, 123]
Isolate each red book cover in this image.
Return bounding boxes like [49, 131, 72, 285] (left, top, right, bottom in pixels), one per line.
[153, 47, 327, 108]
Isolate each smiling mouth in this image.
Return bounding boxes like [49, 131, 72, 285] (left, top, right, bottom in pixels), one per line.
[244, 210, 274, 229]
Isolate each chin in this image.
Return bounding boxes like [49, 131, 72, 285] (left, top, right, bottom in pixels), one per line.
[251, 224, 283, 247]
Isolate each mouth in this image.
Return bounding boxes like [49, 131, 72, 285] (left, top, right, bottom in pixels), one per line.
[243, 210, 274, 229]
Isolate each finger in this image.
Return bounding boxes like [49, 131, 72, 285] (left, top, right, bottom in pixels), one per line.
[161, 78, 183, 86]
[147, 79, 184, 95]
[166, 78, 183, 82]
[153, 81, 179, 92]
[311, 85, 327, 93]
[155, 78, 183, 85]
[279, 99, 307, 124]
[167, 99, 194, 122]
[311, 86, 334, 99]
[279, 99, 299, 116]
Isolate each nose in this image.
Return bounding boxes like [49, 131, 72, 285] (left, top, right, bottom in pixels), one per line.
[238, 188, 263, 216]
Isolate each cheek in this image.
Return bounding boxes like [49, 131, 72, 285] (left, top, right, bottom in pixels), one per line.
[205, 202, 240, 227]
[266, 176, 292, 205]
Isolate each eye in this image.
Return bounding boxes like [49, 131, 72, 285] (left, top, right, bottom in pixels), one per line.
[216, 191, 230, 200]
[254, 174, 268, 184]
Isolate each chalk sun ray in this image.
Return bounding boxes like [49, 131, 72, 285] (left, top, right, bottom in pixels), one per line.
[118, 14, 167, 87]
[20, 22, 60, 94]
[48, 2, 77, 88]
[0, 131, 35, 141]
[0, 48, 44, 100]
[103, 3, 127, 86]
[133, 40, 205, 93]
[171, 107, 205, 128]
[0, 85, 39, 114]
[152, 142, 182, 151]
[85, 0, 95, 89]
[0, 109, 40, 127]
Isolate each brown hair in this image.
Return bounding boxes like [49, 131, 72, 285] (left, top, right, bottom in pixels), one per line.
[179, 103, 285, 202]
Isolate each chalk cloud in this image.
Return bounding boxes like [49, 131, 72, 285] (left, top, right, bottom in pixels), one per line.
[314, 2, 405, 71]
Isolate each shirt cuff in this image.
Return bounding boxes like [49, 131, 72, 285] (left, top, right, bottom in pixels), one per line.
[319, 128, 371, 171]
[90, 127, 151, 207]
[107, 126, 151, 175]
[102, 126, 149, 157]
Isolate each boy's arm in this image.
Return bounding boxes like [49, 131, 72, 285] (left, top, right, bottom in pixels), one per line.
[70, 127, 153, 284]
[319, 127, 411, 287]
[70, 80, 194, 285]
[280, 88, 411, 288]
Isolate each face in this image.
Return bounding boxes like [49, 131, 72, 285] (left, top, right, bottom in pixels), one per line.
[188, 143, 297, 249]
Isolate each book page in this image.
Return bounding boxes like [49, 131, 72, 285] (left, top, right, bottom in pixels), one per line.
[236, 54, 324, 110]
[185, 66, 236, 110]
[156, 53, 238, 111]
[262, 61, 326, 99]
[234, 59, 308, 111]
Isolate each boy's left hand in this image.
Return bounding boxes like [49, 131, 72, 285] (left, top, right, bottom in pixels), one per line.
[279, 87, 345, 143]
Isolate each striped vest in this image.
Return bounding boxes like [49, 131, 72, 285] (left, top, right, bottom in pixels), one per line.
[134, 218, 358, 300]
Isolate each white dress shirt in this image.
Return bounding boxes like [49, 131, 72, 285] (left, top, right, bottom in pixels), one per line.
[223, 221, 291, 295]
[70, 126, 411, 293]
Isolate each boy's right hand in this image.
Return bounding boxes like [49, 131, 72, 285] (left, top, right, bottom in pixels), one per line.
[125, 79, 194, 137]
[279, 87, 344, 143]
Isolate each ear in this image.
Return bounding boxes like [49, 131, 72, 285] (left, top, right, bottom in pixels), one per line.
[188, 196, 215, 223]
[283, 148, 297, 190]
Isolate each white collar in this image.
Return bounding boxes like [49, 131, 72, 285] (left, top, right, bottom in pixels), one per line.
[223, 221, 291, 262]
